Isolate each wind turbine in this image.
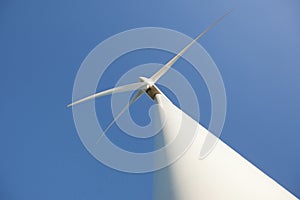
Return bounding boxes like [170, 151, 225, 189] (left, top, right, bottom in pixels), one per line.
[68, 12, 297, 200]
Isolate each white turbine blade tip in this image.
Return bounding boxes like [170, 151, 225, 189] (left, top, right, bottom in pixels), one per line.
[67, 103, 74, 107]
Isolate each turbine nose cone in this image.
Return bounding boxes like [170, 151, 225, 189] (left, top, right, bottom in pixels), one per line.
[139, 77, 146, 82]
[139, 76, 154, 87]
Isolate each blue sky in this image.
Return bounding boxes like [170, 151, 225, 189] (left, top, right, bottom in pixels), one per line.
[1, 0, 299, 199]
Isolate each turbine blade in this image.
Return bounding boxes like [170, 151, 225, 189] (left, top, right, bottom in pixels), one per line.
[96, 90, 144, 144]
[150, 10, 232, 83]
[67, 82, 146, 107]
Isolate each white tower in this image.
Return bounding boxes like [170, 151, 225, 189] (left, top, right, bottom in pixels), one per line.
[153, 93, 297, 200]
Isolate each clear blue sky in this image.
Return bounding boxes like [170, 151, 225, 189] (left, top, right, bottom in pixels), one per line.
[0, 0, 299, 199]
